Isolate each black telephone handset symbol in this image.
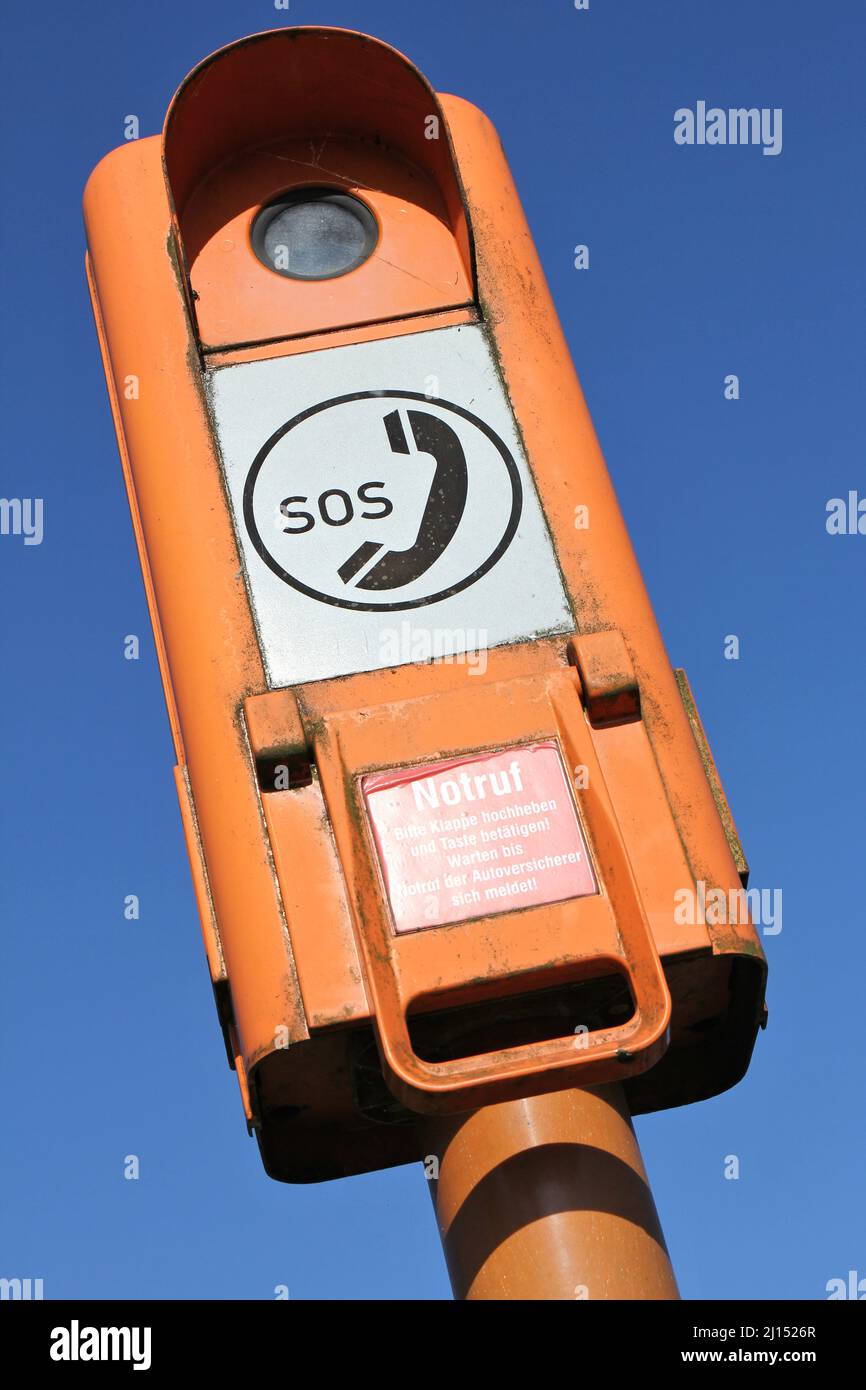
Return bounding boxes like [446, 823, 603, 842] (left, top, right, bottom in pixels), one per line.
[338, 408, 468, 590]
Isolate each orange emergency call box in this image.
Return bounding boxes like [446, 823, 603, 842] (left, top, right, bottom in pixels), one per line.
[84, 28, 767, 1181]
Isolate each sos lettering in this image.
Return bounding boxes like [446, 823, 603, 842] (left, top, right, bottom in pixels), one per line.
[280, 482, 393, 533]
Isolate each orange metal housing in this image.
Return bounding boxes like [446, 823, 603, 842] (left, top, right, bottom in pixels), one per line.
[84, 27, 766, 1181]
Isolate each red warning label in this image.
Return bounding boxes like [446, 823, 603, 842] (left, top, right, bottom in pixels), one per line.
[362, 741, 597, 934]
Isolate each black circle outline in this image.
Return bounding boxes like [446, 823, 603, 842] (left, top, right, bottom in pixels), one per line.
[242, 390, 524, 612]
[250, 187, 379, 282]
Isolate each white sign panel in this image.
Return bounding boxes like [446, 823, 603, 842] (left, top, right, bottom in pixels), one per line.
[207, 323, 572, 687]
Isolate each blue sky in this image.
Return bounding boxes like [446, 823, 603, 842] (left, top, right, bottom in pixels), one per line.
[1, 0, 863, 1299]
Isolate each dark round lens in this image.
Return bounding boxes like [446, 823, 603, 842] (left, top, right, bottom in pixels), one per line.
[251, 188, 378, 280]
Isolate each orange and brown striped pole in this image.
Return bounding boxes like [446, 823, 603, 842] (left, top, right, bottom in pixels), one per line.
[422, 1084, 679, 1301]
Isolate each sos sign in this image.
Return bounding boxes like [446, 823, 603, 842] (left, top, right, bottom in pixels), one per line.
[242, 390, 523, 612]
